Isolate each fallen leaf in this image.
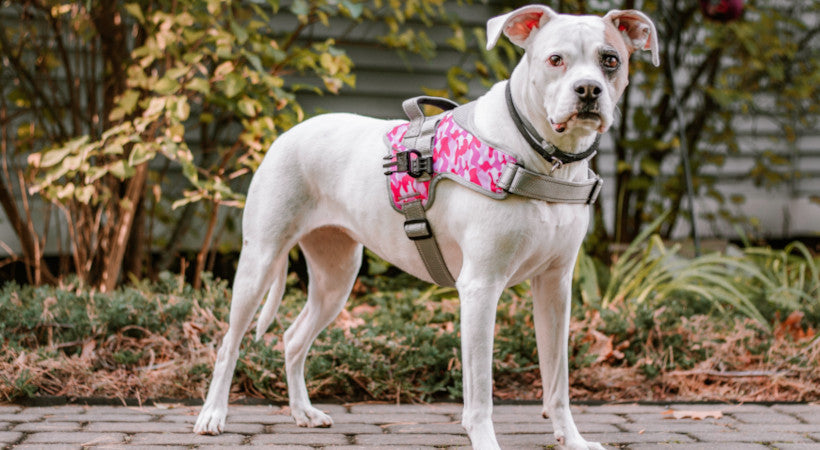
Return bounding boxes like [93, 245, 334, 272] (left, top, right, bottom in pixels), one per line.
[351, 304, 377, 316]
[662, 409, 723, 420]
[582, 329, 624, 364]
[80, 340, 96, 361]
[335, 308, 365, 335]
[774, 311, 816, 342]
[153, 403, 183, 410]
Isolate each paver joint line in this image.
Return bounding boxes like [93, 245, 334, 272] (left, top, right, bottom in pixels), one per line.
[1, 402, 819, 448]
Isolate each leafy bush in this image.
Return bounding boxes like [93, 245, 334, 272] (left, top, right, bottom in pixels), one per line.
[2, 0, 453, 290]
[1, 240, 818, 403]
[568, 221, 818, 400]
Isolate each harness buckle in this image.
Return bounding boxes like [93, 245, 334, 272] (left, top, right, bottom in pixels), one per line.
[383, 149, 434, 179]
[403, 218, 433, 240]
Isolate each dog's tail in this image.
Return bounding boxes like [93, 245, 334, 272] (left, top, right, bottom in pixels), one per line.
[254, 256, 288, 342]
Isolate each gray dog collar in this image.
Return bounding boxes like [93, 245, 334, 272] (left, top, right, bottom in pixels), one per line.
[504, 82, 599, 167]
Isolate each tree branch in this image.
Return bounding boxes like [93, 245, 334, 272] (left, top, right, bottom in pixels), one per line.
[0, 19, 68, 140]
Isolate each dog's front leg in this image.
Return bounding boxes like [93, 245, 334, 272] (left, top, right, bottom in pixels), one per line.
[532, 269, 605, 450]
[458, 276, 505, 450]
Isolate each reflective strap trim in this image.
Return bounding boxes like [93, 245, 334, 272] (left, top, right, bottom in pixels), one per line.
[498, 165, 604, 205]
[403, 218, 432, 240]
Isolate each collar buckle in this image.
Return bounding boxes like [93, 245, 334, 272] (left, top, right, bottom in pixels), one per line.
[549, 158, 563, 174]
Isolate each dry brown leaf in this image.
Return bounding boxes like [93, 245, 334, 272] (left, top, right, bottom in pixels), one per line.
[582, 329, 624, 364]
[80, 340, 96, 361]
[335, 309, 365, 335]
[774, 311, 816, 342]
[662, 409, 723, 420]
[351, 304, 377, 316]
[153, 402, 184, 410]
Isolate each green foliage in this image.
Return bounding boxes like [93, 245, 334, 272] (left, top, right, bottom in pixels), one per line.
[571, 217, 819, 386]
[1, 233, 819, 402]
[744, 242, 820, 321]
[576, 214, 820, 332]
[0, 271, 234, 401]
[3, 0, 455, 289]
[437, 1, 819, 245]
[2, 369, 37, 401]
[0, 272, 230, 350]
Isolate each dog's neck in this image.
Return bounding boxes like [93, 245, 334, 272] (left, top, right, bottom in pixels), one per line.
[473, 78, 597, 182]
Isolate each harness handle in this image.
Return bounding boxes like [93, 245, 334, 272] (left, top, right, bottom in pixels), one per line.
[402, 96, 459, 140]
[402, 96, 459, 120]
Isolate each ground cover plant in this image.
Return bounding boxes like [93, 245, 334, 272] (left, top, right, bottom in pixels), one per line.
[1, 235, 817, 404]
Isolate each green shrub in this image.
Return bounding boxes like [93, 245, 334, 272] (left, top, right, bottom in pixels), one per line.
[1, 237, 817, 403]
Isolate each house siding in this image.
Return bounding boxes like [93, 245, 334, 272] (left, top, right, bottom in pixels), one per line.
[0, 2, 817, 257]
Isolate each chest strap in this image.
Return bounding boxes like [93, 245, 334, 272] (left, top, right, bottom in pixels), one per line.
[498, 164, 602, 204]
[394, 96, 458, 287]
[402, 199, 456, 287]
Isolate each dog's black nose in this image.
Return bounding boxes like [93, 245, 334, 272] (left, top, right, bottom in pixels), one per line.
[573, 79, 603, 101]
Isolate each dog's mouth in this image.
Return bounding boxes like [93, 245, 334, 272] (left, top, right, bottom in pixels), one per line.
[576, 111, 601, 121]
[550, 111, 602, 133]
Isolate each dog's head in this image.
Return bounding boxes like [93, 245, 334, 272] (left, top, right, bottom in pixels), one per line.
[487, 6, 659, 138]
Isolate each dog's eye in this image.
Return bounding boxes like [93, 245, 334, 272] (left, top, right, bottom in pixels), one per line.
[602, 54, 620, 70]
[548, 55, 563, 67]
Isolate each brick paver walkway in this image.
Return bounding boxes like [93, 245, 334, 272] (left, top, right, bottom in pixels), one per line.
[0, 402, 818, 449]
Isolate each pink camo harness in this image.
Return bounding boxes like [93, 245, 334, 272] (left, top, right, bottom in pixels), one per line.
[384, 112, 517, 211]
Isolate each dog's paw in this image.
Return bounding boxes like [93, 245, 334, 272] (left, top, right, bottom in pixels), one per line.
[193, 405, 227, 435]
[292, 405, 333, 428]
[556, 434, 607, 450]
[464, 420, 501, 450]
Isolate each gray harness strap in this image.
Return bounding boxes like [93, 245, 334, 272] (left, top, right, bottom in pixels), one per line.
[402, 199, 456, 287]
[397, 96, 458, 287]
[498, 165, 603, 204]
[402, 96, 459, 154]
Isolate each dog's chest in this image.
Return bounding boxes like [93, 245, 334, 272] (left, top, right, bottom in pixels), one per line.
[509, 201, 590, 278]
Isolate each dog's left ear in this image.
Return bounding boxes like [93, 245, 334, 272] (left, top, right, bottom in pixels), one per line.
[603, 10, 660, 66]
[486, 5, 558, 50]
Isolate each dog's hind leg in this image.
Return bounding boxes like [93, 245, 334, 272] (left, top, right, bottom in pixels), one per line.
[194, 248, 288, 435]
[284, 227, 363, 427]
[255, 258, 289, 341]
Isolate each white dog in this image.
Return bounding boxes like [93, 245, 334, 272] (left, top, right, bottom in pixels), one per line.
[194, 5, 658, 449]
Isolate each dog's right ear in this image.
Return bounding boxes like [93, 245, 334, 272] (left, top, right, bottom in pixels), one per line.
[486, 5, 558, 50]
